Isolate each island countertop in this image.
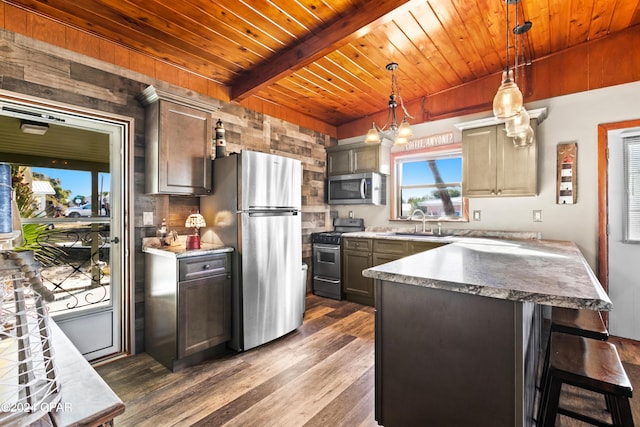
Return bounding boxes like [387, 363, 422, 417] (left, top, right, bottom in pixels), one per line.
[362, 237, 611, 311]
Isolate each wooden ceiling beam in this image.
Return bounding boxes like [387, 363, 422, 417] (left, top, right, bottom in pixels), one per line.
[230, 0, 417, 101]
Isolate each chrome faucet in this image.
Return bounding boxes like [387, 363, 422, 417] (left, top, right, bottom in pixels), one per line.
[410, 209, 428, 233]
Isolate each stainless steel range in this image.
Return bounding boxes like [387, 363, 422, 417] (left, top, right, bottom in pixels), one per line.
[311, 218, 364, 300]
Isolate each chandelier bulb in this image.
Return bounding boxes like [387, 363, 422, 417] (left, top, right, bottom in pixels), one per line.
[397, 117, 412, 139]
[366, 123, 380, 143]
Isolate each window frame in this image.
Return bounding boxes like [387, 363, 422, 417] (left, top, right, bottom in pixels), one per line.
[389, 143, 469, 222]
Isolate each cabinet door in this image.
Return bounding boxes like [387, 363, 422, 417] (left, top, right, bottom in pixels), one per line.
[343, 250, 374, 304]
[158, 100, 212, 194]
[353, 145, 380, 173]
[462, 125, 498, 196]
[496, 122, 538, 196]
[327, 149, 353, 175]
[178, 273, 231, 358]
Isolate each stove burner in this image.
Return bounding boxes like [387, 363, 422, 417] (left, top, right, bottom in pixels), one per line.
[311, 218, 365, 245]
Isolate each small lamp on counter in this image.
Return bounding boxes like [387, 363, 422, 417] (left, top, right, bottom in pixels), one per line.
[185, 212, 206, 249]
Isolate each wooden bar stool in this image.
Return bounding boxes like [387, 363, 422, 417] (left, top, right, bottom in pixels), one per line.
[539, 332, 634, 427]
[550, 307, 609, 341]
[538, 308, 609, 388]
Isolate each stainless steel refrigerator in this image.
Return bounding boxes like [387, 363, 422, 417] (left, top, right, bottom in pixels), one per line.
[200, 150, 303, 351]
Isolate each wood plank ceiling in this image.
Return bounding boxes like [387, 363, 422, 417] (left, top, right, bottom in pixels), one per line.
[5, 0, 640, 129]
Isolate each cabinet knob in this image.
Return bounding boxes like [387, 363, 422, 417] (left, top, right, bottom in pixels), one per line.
[497, 189, 502, 195]
[203, 264, 210, 269]
[491, 190, 496, 195]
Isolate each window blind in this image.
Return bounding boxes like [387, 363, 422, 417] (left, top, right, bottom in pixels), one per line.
[623, 135, 640, 242]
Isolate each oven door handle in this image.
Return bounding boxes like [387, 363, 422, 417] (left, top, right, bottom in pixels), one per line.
[360, 178, 367, 199]
[313, 244, 341, 252]
[314, 276, 341, 284]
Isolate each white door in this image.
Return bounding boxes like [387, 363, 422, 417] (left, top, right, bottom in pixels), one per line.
[0, 96, 129, 360]
[607, 127, 640, 340]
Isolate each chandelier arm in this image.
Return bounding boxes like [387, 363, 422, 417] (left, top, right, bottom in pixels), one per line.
[378, 105, 393, 132]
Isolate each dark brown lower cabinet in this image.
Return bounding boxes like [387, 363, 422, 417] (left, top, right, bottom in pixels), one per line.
[342, 237, 445, 306]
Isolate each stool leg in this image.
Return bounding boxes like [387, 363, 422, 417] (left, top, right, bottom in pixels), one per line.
[537, 369, 550, 424]
[611, 395, 634, 427]
[541, 375, 563, 427]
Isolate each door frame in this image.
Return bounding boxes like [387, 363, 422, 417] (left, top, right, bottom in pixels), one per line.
[0, 89, 135, 360]
[597, 118, 640, 324]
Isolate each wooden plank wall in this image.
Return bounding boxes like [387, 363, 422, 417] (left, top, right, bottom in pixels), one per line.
[0, 25, 333, 354]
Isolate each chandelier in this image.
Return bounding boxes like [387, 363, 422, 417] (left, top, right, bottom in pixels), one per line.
[493, 0, 534, 146]
[366, 63, 413, 145]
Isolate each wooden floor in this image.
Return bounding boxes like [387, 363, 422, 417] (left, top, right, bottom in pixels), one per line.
[96, 295, 640, 427]
[97, 295, 377, 426]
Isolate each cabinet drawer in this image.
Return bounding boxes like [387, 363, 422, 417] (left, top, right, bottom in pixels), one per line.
[179, 254, 229, 281]
[343, 238, 372, 251]
[408, 241, 445, 254]
[373, 239, 408, 255]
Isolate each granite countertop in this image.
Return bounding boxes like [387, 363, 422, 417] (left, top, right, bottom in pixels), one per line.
[362, 237, 612, 311]
[142, 237, 233, 258]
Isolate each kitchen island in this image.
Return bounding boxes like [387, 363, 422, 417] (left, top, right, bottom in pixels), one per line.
[363, 238, 611, 427]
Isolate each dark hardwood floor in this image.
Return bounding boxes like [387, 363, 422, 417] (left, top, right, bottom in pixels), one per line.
[97, 295, 377, 426]
[96, 295, 639, 426]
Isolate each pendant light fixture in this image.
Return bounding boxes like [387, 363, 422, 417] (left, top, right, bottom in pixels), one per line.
[494, 0, 535, 147]
[493, 0, 524, 120]
[366, 63, 413, 145]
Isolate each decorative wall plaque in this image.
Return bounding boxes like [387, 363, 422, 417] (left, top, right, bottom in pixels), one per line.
[557, 142, 577, 204]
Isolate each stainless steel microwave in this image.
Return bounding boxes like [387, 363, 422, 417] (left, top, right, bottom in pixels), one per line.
[327, 172, 386, 205]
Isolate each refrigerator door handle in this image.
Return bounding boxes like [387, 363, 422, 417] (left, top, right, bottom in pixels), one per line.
[248, 206, 299, 210]
[360, 178, 367, 199]
[247, 210, 298, 217]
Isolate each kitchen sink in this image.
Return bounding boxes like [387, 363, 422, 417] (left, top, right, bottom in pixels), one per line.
[383, 231, 436, 237]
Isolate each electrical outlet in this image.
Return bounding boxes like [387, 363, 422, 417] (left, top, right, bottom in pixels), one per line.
[473, 210, 481, 221]
[143, 211, 154, 226]
[533, 210, 543, 222]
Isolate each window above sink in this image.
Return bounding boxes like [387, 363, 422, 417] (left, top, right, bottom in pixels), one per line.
[391, 144, 468, 222]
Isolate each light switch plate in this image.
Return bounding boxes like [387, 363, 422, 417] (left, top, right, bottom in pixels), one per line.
[143, 211, 154, 226]
[473, 210, 481, 221]
[533, 210, 543, 222]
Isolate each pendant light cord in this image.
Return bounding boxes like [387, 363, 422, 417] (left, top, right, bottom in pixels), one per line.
[505, 0, 510, 77]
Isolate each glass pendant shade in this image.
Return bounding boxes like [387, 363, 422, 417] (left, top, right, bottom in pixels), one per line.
[366, 124, 380, 143]
[394, 136, 408, 145]
[512, 125, 534, 147]
[505, 107, 530, 137]
[397, 118, 412, 139]
[493, 69, 523, 119]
